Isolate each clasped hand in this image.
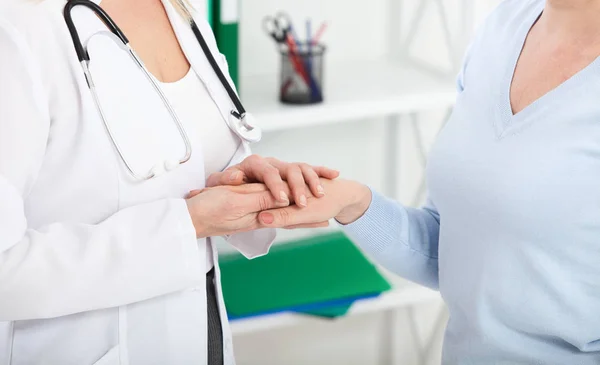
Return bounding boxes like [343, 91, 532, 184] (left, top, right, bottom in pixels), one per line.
[185, 155, 371, 238]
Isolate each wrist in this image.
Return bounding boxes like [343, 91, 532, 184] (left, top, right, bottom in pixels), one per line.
[186, 199, 209, 239]
[335, 182, 372, 225]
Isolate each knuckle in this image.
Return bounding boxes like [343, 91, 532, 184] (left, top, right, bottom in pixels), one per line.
[266, 165, 281, 177]
[258, 194, 271, 211]
[287, 166, 303, 182]
[222, 166, 237, 175]
[302, 165, 318, 177]
[279, 209, 291, 225]
[246, 154, 263, 164]
[214, 173, 227, 183]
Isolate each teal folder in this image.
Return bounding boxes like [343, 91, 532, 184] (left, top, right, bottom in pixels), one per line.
[219, 232, 392, 320]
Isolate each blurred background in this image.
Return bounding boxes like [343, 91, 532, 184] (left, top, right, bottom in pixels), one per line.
[208, 1, 502, 364]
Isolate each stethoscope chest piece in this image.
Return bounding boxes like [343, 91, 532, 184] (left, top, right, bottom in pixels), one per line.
[229, 112, 262, 143]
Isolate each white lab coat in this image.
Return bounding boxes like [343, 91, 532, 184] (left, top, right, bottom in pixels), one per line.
[0, 0, 275, 364]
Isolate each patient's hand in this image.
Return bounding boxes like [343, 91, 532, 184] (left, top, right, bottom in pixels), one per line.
[206, 155, 339, 208]
[256, 179, 373, 229]
[187, 180, 335, 230]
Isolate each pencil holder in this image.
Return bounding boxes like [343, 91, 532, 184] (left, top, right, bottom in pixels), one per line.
[279, 43, 326, 105]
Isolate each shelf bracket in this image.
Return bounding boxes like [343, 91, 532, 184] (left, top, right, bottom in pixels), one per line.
[398, 0, 474, 77]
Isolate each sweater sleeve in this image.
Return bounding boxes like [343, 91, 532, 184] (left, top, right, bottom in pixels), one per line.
[341, 189, 441, 289]
[0, 13, 204, 321]
[344, 13, 487, 288]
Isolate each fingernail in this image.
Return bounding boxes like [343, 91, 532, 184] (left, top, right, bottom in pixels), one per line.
[229, 171, 240, 181]
[299, 195, 307, 207]
[261, 212, 274, 225]
[279, 191, 289, 203]
[317, 185, 325, 196]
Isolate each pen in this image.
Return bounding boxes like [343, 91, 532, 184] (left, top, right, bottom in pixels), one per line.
[306, 19, 314, 100]
[312, 22, 328, 46]
[285, 33, 310, 85]
[288, 23, 321, 101]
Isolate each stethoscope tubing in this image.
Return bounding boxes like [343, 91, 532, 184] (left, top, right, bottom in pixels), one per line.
[63, 0, 257, 180]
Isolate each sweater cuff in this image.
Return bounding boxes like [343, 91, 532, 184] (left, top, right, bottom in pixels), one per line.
[340, 187, 408, 254]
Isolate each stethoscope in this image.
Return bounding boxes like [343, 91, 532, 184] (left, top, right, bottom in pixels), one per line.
[63, 0, 262, 181]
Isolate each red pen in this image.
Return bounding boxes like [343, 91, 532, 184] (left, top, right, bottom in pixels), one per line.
[285, 33, 310, 83]
[311, 22, 328, 46]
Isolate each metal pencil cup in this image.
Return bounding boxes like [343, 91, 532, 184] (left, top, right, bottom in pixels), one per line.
[279, 43, 325, 105]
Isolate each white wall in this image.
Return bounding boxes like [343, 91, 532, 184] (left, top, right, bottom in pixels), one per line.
[226, 1, 501, 364]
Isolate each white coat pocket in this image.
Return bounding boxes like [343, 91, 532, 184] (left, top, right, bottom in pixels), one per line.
[92, 346, 120, 365]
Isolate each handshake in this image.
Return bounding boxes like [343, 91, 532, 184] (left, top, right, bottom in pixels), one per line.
[185, 155, 372, 239]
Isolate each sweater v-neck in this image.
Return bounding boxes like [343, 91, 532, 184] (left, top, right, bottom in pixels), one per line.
[495, 1, 600, 139]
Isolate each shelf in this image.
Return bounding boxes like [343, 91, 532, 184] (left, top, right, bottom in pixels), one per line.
[230, 277, 441, 336]
[241, 60, 457, 133]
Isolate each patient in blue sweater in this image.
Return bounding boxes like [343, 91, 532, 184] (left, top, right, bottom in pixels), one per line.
[249, 0, 600, 363]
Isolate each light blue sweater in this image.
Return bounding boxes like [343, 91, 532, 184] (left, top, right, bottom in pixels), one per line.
[343, 0, 600, 364]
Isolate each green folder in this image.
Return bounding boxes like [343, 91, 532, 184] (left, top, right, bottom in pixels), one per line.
[219, 232, 392, 320]
[301, 303, 353, 318]
[213, 0, 240, 87]
[206, 0, 213, 27]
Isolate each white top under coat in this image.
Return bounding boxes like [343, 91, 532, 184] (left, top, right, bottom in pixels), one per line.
[159, 68, 241, 273]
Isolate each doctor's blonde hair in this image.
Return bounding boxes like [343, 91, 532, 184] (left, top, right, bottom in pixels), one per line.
[171, 0, 194, 23]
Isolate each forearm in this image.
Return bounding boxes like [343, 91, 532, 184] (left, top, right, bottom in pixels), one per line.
[339, 187, 441, 289]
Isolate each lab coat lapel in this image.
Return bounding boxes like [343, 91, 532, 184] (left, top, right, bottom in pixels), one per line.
[162, 1, 234, 128]
[162, 0, 252, 163]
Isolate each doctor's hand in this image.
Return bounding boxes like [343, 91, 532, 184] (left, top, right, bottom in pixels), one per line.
[185, 184, 293, 238]
[206, 155, 340, 208]
[256, 179, 373, 229]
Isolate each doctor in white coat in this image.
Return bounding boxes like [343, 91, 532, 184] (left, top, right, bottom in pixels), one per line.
[0, 0, 339, 364]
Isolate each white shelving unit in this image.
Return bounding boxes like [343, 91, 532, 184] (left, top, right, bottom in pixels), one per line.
[242, 60, 457, 132]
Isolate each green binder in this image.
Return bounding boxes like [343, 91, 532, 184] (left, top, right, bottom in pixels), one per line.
[213, 0, 240, 87]
[206, 0, 213, 27]
[219, 232, 392, 320]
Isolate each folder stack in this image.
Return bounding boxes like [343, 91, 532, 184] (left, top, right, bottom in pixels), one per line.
[219, 232, 392, 320]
